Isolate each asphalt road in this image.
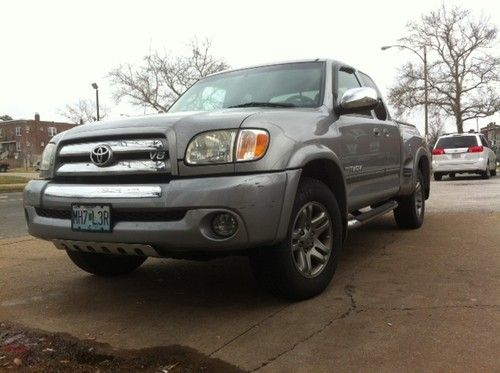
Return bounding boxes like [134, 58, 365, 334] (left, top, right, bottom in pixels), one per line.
[0, 192, 26, 239]
[0, 176, 499, 371]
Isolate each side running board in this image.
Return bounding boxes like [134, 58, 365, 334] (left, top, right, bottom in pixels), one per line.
[347, 200, 398, 229]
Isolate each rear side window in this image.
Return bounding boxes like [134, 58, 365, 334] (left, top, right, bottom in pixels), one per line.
[435, 136, 478, 149]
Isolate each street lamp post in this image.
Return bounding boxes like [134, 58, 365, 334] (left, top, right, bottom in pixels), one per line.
[91, 82, 100, 121]
[381, 45, 428, 137]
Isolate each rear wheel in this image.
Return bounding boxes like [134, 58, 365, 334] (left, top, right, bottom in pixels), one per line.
[394, 169, 425, 229]
[249, 177, 342, 300]
[433, 172, 442, 181]
[481, 163, 491, 179]
[66, 250, 146, 276]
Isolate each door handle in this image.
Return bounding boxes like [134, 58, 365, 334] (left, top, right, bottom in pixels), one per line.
[373, 128, 381, 137]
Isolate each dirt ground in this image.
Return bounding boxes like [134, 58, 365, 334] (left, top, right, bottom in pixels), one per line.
[0, 322, 242, 372]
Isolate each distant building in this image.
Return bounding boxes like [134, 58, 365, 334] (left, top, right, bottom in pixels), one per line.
[0, 113, 76, 168]
[480, 122, 500, 146]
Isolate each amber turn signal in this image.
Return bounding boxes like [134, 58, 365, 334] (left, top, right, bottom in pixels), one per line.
[236, 129, 269, 161]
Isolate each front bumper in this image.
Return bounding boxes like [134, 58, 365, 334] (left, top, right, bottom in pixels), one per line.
[24, 170, 301, 256]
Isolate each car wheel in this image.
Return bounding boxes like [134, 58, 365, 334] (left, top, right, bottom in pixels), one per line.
[394, 169, 425, 229]
[433, 172, 442, 181]
[481, 163, 491, 179]
[249, 177, 342, 300]
[66, 250, 146, 276]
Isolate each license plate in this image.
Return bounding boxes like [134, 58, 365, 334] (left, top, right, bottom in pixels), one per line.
[71, 204, 111, 232]
[452, 153, 462, 159]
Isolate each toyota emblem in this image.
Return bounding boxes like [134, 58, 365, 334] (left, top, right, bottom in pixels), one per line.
[90, 144, 114, 167]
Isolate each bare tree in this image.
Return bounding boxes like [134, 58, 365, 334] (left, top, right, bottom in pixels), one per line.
[388, 5, 500, 133]
[59, 99, 108, 124]
[108, 38, 229, 112]
[0, 114, 13, 121]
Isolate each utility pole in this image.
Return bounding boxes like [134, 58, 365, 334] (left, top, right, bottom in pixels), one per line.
[381, 44, 429, 137]
[91, 83, 100, 121]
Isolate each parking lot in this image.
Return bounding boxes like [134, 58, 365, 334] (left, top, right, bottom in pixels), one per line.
[1, 176, 499, 371]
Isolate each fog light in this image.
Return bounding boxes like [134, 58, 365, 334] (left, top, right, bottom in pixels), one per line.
[212, 213, 238, 237]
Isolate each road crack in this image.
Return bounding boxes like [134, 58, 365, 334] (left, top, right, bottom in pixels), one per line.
[209, 305, 290, 358]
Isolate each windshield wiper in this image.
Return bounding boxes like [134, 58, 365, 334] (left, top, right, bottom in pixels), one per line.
[227, 102, 296, 108]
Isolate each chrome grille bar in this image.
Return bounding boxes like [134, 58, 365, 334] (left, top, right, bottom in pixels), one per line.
[59, 139, 167, 156]
[56, 160, 170, 176]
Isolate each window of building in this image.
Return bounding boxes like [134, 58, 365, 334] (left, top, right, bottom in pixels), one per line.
[41, 141, 45, 147]
[48, 127, 57, 137]
[16, 142, 21, 151]
[15, 127, 22, 136]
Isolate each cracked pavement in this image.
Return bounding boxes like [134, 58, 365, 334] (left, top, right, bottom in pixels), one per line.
[1, 177, 499, 371]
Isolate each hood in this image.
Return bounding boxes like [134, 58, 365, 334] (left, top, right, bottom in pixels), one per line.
[56, 109, 260, 160]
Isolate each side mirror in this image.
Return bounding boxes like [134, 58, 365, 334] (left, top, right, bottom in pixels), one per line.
[338, 87, 378, 113]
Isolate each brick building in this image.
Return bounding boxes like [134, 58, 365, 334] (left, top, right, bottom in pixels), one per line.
[0, 113, 76, 168]
[480, 122, 500, 145]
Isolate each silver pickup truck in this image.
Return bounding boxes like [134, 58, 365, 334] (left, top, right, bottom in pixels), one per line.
[24, 59, 431, 300]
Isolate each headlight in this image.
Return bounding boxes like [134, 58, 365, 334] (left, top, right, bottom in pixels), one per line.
[185, 130, 237, 165]
[185, 129, 269, 165]
[39, 143, 56, 171]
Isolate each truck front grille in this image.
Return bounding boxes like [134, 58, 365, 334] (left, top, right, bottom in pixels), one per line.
[55, 137, 170, 177]
[35, 208, 186, 223]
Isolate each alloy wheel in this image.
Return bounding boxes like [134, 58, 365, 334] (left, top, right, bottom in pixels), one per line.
[291, 202, 333, 278]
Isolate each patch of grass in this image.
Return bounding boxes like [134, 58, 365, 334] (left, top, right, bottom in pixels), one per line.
[0, 176, 29, 185]
[8, 167, 36, 173]
[0, 184, 25, 193]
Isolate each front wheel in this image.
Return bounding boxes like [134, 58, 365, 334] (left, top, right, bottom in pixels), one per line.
[66, 250, 146, 276]
[249, 177, 343, 300]
[394, 169, 425, 229]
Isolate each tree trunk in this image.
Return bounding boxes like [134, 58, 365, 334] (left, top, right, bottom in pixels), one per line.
[456, 117, 464, 133]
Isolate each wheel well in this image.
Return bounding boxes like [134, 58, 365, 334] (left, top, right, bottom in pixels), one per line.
[302, 159, 347, 239]
[418, 155, 430, 199]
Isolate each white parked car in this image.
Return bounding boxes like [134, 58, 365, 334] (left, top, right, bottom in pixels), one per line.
[432, 132, 497, 180]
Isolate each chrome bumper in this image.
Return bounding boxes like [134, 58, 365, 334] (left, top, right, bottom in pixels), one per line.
[44, 185, 162, 199]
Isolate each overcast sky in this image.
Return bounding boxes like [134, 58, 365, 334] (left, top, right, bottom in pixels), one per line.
[1, 0, 498, 133]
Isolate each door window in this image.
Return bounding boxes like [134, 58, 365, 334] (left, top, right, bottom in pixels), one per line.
[358, 72, 388, 121]
[337, 69, 361, 100]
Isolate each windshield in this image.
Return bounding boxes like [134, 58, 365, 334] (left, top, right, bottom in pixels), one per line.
[168, 62, 325, 113]
[435, 136, 478, 149]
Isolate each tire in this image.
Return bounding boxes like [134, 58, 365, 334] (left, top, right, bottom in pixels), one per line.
[492, 168, 497, 176]
[481, 163, 491, 179]
[394, 169, 425, 229]
[249, 177, 343, 300]
[66, 250, 146, 276]
[433, 173, 442, 181]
